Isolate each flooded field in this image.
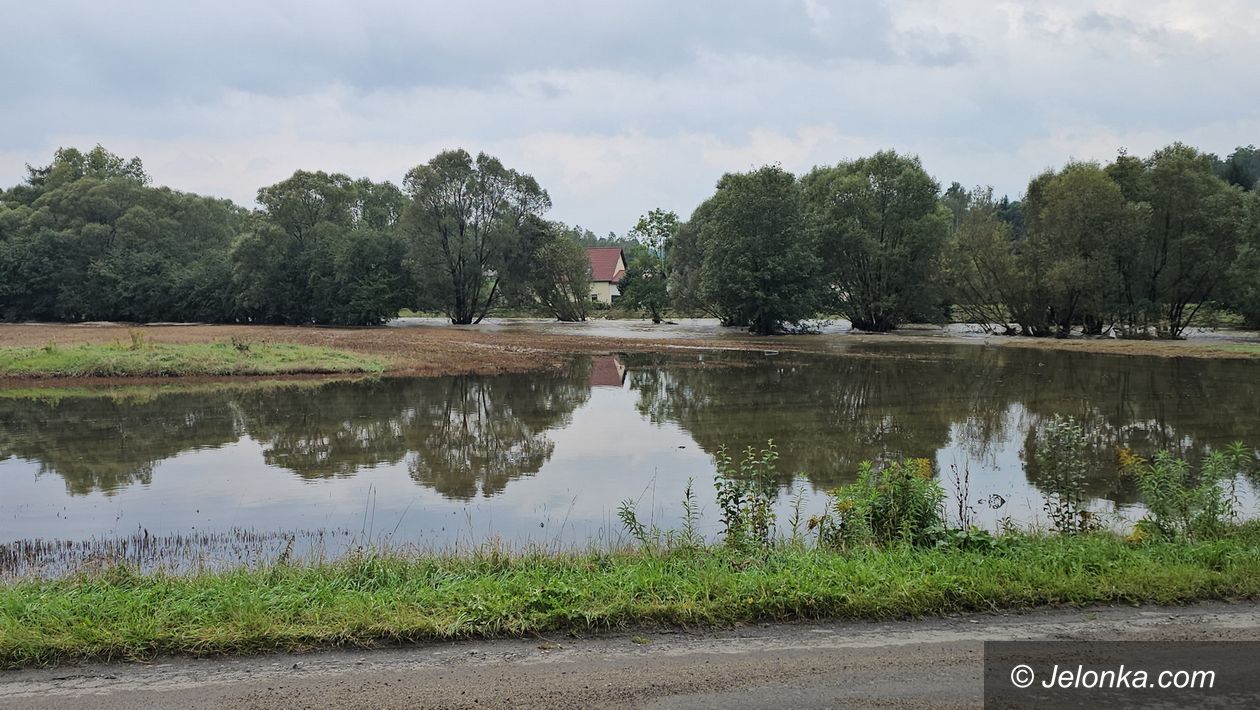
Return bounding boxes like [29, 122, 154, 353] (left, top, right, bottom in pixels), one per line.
[2, 342, 1258, 575]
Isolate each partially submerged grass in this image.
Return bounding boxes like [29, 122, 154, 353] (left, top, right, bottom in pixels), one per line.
[996, 335, 1260, 360]
[0, 340, 387, 378]
[0, 377, 364, 404]
[1213, 342, 1260, 356]
[3, 526, 1260, 668]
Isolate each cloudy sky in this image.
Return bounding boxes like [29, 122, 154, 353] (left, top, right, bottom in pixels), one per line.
[2, 0, 1257, 234]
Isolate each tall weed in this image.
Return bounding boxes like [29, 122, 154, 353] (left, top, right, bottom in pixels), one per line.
[1124, 443, 1254, 541]
[814, 458, 945, 548]
[713, 443, 780, 550]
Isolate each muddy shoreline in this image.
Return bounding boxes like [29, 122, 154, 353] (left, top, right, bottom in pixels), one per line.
[1, 320, 1258, 387]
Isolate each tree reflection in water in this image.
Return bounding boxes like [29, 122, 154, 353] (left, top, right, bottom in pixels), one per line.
[1, 346, 1256, 511]
[0, 391, 240, 495]
[0, 359, 592, 499]
[624, 345, 1259, 505]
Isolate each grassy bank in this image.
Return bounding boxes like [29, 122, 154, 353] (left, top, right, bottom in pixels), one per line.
[0, 377, 358, 404]
[3, 527, 1259, 668]
[0, 340, 387, 378]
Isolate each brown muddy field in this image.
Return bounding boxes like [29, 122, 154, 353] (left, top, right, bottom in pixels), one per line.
[0, 321, 797, 385]
[1, 320, 1257, 387]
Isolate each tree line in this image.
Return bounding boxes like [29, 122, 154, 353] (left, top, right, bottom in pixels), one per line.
[657, 143, 1259, 335]
[0, 146, 588, 325]
[1, 143, 1257, 335]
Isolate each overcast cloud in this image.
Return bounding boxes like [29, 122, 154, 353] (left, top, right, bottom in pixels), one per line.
[2, 0, 1257, 234]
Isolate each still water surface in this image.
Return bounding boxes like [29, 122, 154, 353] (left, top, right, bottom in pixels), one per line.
[2, 343, 1258, 570]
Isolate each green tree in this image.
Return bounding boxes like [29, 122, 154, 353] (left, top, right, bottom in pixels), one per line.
[1212, 145, 1260, 191]
[802, 151, 950, 331]
[1227, 190, 1260, 327]
[693, 166, 820, 335]
[8, 145, 148, 206]
[1021, 162, 1133, 336]
[620, 209, 679, 323]
[403, 150, 550, 324]
[525, 221, 591, 322]
[665, 207, 711, 317]
[0, 146, 242, 323]
[235, 171, 411, 325]
[1109, 144, 1247, 337]
[942, 187, 1021, 333]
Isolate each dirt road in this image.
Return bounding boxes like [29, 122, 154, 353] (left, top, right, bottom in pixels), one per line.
[3, 603, 1258, 709]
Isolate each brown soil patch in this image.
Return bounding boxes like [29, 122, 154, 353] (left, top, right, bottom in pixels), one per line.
[0, 322, 800, 384]
[1, 321, 1256, 386]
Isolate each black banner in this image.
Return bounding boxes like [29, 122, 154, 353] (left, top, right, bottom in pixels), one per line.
[984, 641, 1260, 708]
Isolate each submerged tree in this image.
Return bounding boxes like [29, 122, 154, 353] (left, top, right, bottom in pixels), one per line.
[234, 171, 411, 325]
[692, 166, 820, 334]
[1109, 144, 1247, 338]
[525, 220, 591, 322]
[802, 151, 950, 331]
[944, 146, 1249, 339]
[665, 206, 711, 317]
[620, 209, 679, 323]
[403, 150, 550, 324]
[1226, 190, 1260, 327]
[942, 187, 1021, 333]
[1019, 162, 1134, 336]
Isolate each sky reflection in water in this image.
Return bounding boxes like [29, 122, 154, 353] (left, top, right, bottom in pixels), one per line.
[2, 344, 1258, 556]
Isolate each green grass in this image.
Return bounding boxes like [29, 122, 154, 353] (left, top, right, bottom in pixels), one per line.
[0, 341, 387, 378]
[4, 527, 1260, 667]
[1211, 342, 1260, 355]
[0, 378, 359, 404]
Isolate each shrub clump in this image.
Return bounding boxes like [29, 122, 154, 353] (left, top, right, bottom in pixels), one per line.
[1124, 442, 1255, 542]
[812, 458, 946, 549]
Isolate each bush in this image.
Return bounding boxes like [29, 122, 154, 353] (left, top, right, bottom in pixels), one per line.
[1125, 443, 1254, 541]
[815, 458, 945, 548]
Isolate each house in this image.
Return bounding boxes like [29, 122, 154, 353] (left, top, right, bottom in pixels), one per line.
[586, 247, 626, 305]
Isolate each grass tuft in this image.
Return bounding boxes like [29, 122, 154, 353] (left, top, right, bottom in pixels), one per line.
[0, 341, 387, 378]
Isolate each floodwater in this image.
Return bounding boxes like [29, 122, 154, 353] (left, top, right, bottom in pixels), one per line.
[2, 342, 1258, 574]
[389, 315, 1260, 344]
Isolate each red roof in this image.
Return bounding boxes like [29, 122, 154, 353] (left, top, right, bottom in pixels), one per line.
[589, 355, 627, 387]
[586, 247, 625, 282]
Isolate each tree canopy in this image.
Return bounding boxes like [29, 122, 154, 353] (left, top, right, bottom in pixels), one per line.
[2, 141, 1257, 337]
[802, 151, 950, 331]
[402, 150, 550, 325]
[689, 166, 821, 335]
[945, 144, 1250, 338]
[619, 209, 679, 323]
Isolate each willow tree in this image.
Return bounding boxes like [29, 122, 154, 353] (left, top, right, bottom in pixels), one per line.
[620, 209, 679, 323]
[942, 187, 1021, 333]
[0, 145, 242, 323]
[525, 221, 591, 322]
[1020, 162, 1135, 336]
[403, 150, 550, 324]
[694, 165, 820, 335]
[1228, 191, 1260, 327]
[1108, 144, 1247, 338]
[802, 151, 949, 332]
[236, 171, 411, 325]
